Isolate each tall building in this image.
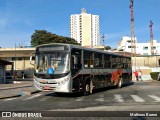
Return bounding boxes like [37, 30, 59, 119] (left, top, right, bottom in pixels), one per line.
[117, 36, 160, 55]
[70, 8, 100, 47]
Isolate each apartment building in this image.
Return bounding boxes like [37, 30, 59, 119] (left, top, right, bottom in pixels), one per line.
[70, 8, 100, 47]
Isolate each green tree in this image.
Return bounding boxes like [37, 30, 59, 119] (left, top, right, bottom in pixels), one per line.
[31, 30, 79, 47]
[104, 46, 111, 50]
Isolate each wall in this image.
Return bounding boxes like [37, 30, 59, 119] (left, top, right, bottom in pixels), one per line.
[0, 47, 35, 78]
[132, 56, 160, 80]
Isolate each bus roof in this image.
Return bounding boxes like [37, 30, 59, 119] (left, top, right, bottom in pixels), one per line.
[36, 43, 131, 58]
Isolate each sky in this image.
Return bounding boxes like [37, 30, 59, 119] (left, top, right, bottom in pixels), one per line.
[0, 0, 160, 48]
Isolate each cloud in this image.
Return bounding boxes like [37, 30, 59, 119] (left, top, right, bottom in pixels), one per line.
[105, 32, 126, 40]
[101, 32, 129, 48]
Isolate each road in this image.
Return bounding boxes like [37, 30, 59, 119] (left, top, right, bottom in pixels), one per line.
[0, 81, 160, 118]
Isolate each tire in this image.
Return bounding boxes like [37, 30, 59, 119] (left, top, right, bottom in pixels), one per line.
[84, 82, 90, 96]
[117, 77, 123, 88]
[90, 80, 93, 94]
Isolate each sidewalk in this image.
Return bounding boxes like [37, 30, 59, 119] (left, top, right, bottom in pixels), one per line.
[0, 78, 40, 99]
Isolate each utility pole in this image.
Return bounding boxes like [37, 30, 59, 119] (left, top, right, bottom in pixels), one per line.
[130, 0, 136, 69]
[149, 20, 154, 55]
[14, 43, 17, 79]
[101, 34, 105, 50]
[15, 43, 16, 71]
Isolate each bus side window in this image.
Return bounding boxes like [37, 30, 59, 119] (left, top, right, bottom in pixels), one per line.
[71, 48, 82, 76]
[84, 51, 94, 68]
[94, 52, 103, 68]
[104, 54, 111, 68]
[72, 55, 78, 69]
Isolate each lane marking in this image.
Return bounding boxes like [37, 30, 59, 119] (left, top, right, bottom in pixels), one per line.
[75, 97, 84, 102]
[99, 94, 104, 98]
[39, 97, 50, 101]
[4, 98, 17, 101]
[95, 98, 104, 102]
[114, 94, 124, 102]
[24, 94, 42, 100]
[148, 95, 160, 102]
[131, 95, 145, 102]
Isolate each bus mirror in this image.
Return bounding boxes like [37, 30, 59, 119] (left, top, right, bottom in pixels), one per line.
[30, 52, 35, 66]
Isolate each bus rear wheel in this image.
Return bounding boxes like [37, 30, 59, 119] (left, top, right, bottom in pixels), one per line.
[117, 77, 123, 88]
[84, 82, 90, 96]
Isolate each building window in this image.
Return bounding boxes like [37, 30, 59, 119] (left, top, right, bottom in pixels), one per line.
[143, 53, 148, 55]
[11, 57, 16, 61]
[17, 57, 23, 61]
[153, 46, 156, 50]
[143, 46, 148, 50]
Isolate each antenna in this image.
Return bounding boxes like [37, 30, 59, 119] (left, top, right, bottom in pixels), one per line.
[101, 34, 105, 50]
[130, 0, 136, 57]
[149, 20, 154, 55]
[130, 0, 137, 71]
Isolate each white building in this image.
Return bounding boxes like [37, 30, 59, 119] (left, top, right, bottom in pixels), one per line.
[117, 36, 160, 55]
[70, 8, 100, 47]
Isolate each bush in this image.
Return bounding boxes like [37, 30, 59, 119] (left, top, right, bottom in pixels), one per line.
[150, 72, 160, 80]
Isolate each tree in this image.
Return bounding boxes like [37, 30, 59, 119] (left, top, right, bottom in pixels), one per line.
[31, 30, 79, 47]
[104, 46, 111, 50]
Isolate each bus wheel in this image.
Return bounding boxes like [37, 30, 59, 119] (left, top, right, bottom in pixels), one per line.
[84, 82, 90, 96]
[90, 80, 93, 94]
[117, 77, 123, 88]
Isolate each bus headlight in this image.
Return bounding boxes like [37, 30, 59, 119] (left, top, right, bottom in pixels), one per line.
[34, 79, 40, 85]
[58, 78, 69, 85]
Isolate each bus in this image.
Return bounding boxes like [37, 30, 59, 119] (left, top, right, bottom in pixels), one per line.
[30, 43, 132, 95]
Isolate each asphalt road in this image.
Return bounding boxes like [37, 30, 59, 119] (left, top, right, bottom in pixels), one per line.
[0, 81, 160, 119]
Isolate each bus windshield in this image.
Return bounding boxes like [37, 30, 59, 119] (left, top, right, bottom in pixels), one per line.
[35, 52, 70, 75]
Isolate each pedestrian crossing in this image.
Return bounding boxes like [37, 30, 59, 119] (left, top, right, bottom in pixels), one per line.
[23, 93, 42, 101]
[130, 95, 145, 102]
[114, 94, 124, 102]
[2, 93, 160, 103]
[148, 95, 160, 102]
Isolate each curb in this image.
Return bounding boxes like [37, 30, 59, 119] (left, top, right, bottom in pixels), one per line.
[0, 85, 33, 90]
[31, 90, 41, 94]
[0, 90, 41, 100]
[0, 95, 21, 100]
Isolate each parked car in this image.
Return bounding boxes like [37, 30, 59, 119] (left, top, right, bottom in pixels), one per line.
[6, 72, 14, 79]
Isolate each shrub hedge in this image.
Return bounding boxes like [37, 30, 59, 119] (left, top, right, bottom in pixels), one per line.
[150, 72, 160, 80]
